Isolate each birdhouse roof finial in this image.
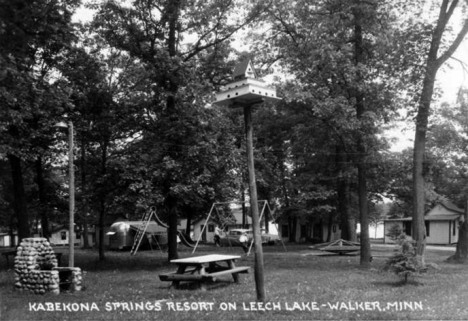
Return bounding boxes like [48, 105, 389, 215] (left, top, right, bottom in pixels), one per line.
[233, 60, 257, 80]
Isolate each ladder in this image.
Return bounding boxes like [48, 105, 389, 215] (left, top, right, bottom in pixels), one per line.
[130, 207, 156, 255]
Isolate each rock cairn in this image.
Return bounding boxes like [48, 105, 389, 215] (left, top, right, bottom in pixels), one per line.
[14, 237, 83, 294]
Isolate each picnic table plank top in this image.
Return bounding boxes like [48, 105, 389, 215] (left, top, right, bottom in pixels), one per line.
[170, 254, 241, 264]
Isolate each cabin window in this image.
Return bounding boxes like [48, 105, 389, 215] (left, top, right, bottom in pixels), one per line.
[61, 231, 67, 240]
[425, 221, 430, 237]
[453, 221, 457, 236]
[208, 225, 214, 232]
[281, 225, 289, 238]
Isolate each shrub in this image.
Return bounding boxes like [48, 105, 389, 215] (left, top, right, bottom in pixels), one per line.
[384, 233, 427, 283]
[385, 224, 403, 242]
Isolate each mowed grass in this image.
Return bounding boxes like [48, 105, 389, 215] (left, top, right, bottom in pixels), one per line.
[0, 243, 467, 321]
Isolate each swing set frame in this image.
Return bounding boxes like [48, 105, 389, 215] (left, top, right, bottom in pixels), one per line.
[192, 200, 286, 254]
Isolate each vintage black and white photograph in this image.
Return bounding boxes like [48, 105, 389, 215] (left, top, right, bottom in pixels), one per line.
[1, 0, 468, 320]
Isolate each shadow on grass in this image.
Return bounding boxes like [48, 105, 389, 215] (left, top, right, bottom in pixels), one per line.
[372, 279, 425, 287]
[71, 249, 172, 272]
[168, 280, 237, 291]
[76, 245, 251, 272]
[302, 252, 360, 257]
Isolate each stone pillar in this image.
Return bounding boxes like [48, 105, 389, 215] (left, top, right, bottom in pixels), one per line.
[13, 237, 83, 294]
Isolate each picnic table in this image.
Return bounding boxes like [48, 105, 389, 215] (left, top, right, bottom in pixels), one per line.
[159, 254, 250, 290]
[2, 250, 63, 267]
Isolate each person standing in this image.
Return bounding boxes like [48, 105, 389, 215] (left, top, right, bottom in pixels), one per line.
[239, 231, 249, 253]
[214, 225, 222, 247]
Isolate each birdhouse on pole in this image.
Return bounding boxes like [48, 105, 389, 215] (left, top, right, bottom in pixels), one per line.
[213, 60, 281, 107]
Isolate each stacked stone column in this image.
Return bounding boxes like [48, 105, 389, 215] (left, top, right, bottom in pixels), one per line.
[14, 237, 82, 294]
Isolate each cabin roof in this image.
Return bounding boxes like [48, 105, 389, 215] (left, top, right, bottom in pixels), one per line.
[385, 214, 461, 222]
[437, 202, 464, 214]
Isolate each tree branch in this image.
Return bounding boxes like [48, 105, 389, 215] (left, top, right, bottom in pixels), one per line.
[449, 55, 468, 74]
[436, 17, 468, 67]
[271, 10, 299, 46]
[181, 9, 260, 62]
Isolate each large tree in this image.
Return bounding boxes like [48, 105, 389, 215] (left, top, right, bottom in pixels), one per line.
[412, 0, 468, 261]
[58, 27, 148, 259]
[0, 0, 78, 241]
[425, 91, 468, 262]
[91, 0, 268, 260]
[251, 0, 408, 265]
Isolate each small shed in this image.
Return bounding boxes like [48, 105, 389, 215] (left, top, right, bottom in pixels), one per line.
[49, 227, 80, 246]
[384, 202, 464, 245]
[0, 233, 17, 247]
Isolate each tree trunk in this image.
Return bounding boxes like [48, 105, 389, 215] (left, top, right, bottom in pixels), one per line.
[9, 214, 16, 247]
[447, 201, 468, 263]
[336, 145, 356, 241]
[357, 164, 371, 266]
[82, 223, 89, 249]
[8, 154, 30, 242]
[35, 157, 50, 239]
[280, 160, 291, 240]
[98, 141, 108, 261]
[412, 54, 439, 262]
[290, 216, 297, 242]
[167, 196, 179, 261]
[99, 200, 105, 261]
[448, 220, 468, 263]
[412, 0, 468, 261]
[326, 214, 332, 242]
[165, 0, 181, 262]
[353, 3, 371, 266]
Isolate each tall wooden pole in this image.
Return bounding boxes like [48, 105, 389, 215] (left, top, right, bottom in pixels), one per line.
[68, 121, 75, 267]
[244, 104, 266, 302]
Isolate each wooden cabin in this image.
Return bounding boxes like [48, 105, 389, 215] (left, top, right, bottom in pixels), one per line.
[384, 202, 464, 245]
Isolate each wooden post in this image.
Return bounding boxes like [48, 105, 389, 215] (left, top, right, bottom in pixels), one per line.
[244, 104, 266, 302]
[68, 121, 74, 267]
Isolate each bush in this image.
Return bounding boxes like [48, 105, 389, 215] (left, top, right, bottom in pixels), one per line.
[385, 224, 403, 242]
[384, 233, 427, 283]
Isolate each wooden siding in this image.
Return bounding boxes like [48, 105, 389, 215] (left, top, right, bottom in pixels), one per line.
[427, 221, 449, 244]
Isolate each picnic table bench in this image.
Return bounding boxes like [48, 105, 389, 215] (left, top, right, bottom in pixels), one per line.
[2, 250, 63, 267]
[159, 254, 250, 289]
